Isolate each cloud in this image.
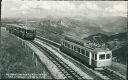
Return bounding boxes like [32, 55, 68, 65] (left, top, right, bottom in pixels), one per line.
[104, 2, 127, 17]
[113, 3, 127, 13]
[86, 2, 100, 10]
[2, 1, 127, 18]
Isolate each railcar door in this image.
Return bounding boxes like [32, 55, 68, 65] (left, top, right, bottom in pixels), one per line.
[91, 53, 97, 67]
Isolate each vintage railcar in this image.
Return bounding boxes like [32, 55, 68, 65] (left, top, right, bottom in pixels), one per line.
[6, 24, 36, 40]
[60, 36, 112, 68]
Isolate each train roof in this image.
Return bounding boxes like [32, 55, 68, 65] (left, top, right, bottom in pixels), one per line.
[64, 36, 87, 46]
[6, 24, 35, 30]
[64, 36, 110, 53]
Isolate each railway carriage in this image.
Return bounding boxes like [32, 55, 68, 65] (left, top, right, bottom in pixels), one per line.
[60, 36, 112, 68]
[6, 24, 36, 40]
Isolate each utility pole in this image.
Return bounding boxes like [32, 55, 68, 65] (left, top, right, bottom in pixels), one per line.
[0, 0, 1, 44]
[126, 6, 128, 80]
[0, 1, 3, 79]
[25, 14, 27, 26]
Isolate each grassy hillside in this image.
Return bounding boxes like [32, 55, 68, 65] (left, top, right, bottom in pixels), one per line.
[0, 28, 52, 79]
[112, 45, 128, 65]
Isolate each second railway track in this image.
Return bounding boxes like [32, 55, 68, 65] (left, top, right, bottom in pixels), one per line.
[30, 40, 85, 80]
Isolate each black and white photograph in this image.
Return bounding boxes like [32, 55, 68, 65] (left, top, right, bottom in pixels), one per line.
[0, 0, 128, 80]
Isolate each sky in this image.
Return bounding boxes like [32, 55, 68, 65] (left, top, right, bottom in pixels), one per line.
[1, 0, 128, 18]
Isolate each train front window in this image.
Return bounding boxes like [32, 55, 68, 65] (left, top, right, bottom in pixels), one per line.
[65, 42, 67, 47]
[67, 44, 70, 48]
[74, 46, 77, 51]
[86, 51, 89, 57]
[99, 54, 105, 60]
[106, 54, 111, 59]
[81, 49, 85, 55]
[27, 30, 34, 33]
[71, 45, 74, 50]
[77, 48, 80, 53]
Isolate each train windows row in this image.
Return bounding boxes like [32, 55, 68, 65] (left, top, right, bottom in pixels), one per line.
[62, 41, 111, 60]
[62, 41, 91, 58]
[99, 54, 111, 60]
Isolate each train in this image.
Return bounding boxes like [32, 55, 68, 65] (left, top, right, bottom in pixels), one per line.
[6, 23, 112, 68]
[6, 24, 36, 40]
[60, 36, 112, 68]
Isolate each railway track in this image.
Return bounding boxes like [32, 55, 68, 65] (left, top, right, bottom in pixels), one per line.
[30, 40, 85, 80]
[35, 36, 126, 80]
[36, 36, 61, 48]
[97, 68, 125, 80]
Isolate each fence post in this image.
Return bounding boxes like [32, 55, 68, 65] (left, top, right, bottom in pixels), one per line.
[35, 58, 38, 66]
[32, 52, 34, 60]
[43, 68, 46, 79]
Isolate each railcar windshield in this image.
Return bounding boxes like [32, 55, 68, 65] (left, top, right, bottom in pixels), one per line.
[74, 46, 77, 51]
[86, 51, 89, 57]
[26, 30, 35, 33]
[77, 47, 80, 53]
[99, 54, 105, 60]
[67, 44, 70, 48]
[65, 42, 67, 46]
[71, 45, 73, 49]
[106, 54, 111, 59]
[81, 49, 85, 55]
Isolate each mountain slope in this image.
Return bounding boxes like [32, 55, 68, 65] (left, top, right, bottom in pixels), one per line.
[59, 16, 127, 38]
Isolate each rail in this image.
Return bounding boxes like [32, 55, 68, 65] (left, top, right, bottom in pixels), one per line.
[97, 68, 125, 80]
[30, 40, 85, 80]
[36, 36, 61, 48]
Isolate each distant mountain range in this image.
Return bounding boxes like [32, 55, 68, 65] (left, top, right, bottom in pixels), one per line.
[60, 16, 127, 38]
[39, 16, 127, 45]
[41, 16, 127, 39]
[2, 15, 127, 40]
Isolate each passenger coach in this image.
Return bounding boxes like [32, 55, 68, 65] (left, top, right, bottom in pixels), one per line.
[6, 24, 36, 40]
[60, 36, 112, 68]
